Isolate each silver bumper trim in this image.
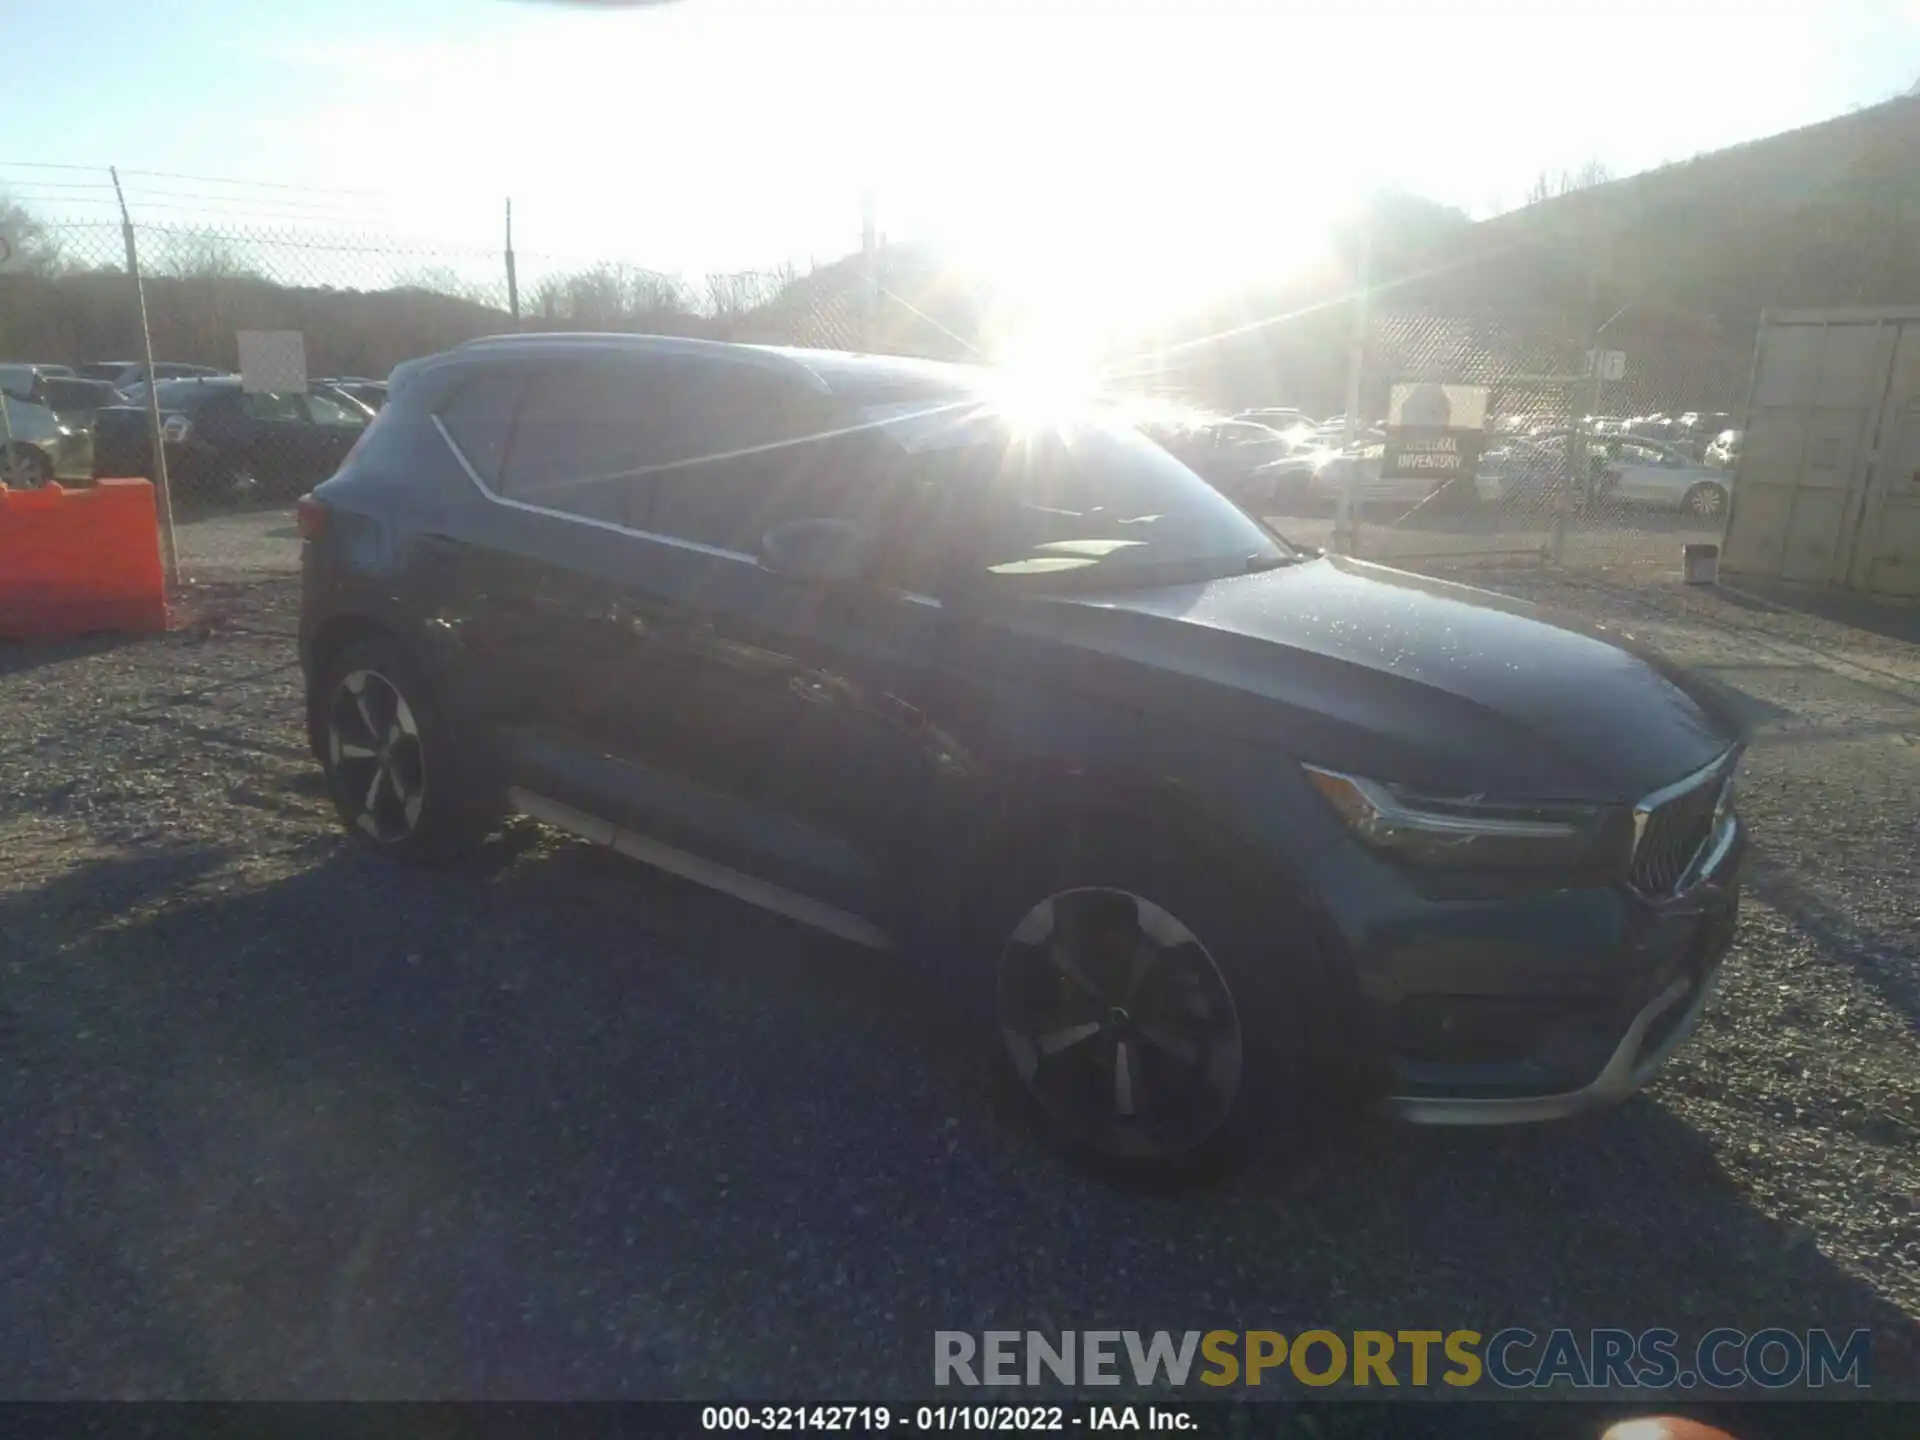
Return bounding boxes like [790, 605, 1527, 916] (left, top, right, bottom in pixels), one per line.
[1380, 964, 1722, 1126]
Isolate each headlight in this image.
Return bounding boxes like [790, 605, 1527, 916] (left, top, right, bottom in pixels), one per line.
[1303, 765, 1618, 871]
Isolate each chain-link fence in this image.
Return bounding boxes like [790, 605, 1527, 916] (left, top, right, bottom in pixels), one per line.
[0, 208, 883, 515]
[1331, 310, 1752, 574]
[0, 190, 1756, 581]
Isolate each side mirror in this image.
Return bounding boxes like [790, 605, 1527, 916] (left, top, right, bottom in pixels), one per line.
[759, 518, 874, 584]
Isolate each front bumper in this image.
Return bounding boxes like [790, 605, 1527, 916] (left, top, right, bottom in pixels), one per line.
[1356, 814, 1745, 1125]
[1379, 952, 1723, 1124]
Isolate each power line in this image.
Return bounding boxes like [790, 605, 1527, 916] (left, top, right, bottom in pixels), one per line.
[0, 158, 406, 200]
[0, 177, 117, 192]
[119, 166, 399, 198]
[0, 159, 107, 172]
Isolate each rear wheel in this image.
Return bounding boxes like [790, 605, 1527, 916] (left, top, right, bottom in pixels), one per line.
[2, 444, 53, 489]
[315, 636, 496, 862]
[1682, 481, 1728, 521]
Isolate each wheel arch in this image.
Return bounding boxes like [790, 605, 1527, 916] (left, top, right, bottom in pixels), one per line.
[302, 613, 415, 758]
[933, 759, 1378, 1084]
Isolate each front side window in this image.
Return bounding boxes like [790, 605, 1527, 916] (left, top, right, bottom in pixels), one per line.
[241, 390, 304, 423]
[640, 364, 853, 551]
[865, 404, 1292, 593]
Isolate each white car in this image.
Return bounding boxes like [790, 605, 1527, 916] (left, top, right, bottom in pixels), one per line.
[1597, 437, 1732, 520]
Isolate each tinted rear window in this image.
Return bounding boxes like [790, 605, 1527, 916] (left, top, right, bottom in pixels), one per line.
[150, 380, 235, 412]
[43, 379, 119, 408]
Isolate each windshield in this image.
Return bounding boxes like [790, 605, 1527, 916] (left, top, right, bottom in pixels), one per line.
[873, 405, 1292, 593]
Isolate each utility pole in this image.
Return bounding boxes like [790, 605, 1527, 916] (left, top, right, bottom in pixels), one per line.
[112, 166, 180, 591]
[1335, 211, 1371, 555]
[860, 191, 879, 353]
[505, 198, 520, 329]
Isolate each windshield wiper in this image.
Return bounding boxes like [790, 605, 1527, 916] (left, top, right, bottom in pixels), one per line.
[1242, 551, 1307, 573]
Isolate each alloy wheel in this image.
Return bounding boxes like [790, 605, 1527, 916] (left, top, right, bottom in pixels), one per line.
[326, 669, 426, 843]
[1686, 483, 1727, 519]
[997, 887, 1244, 1161]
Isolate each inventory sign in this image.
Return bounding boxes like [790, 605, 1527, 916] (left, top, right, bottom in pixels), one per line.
[237, 329, 308, 394]
[1382, 382, 1488, 485]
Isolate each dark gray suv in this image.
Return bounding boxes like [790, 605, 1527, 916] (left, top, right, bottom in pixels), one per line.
[297, 333, 1747, 1178]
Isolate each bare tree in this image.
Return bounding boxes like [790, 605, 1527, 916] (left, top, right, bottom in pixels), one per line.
[1524, 159, 1614, 206]
[0, 191, 68, 276]
[391, 264, 490, 304]
[147, 227, 260, 280]
[703, 265, 796, 320]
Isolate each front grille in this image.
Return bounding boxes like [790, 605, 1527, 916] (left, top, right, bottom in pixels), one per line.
[1629, 762, 1729, 897]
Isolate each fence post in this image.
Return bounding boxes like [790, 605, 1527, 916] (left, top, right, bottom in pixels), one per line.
[1334, 214, 1371, 555]
[111, 167, 180, 592]
[860, 191, 878, 352]
[1552, 266, 1600, 567]
[504, 198, 520, 330]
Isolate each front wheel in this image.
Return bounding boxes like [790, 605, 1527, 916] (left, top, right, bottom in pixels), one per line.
[2, 444, 53, 489]
[974, 817, 1330, 1182]
[315, 636, 497, 862]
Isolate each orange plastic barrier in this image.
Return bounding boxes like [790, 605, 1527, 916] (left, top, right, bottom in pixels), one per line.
[0, 479, 168, 641]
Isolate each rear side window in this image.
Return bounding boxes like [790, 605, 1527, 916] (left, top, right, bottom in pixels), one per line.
[438, 369, 526, 487]
[499, 366, 651, 524]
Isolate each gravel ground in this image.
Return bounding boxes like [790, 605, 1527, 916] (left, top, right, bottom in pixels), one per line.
[2, 509, 1916, 1404]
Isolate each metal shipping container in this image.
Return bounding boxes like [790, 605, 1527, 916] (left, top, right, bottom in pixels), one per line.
[1722, 307, 1920, 596]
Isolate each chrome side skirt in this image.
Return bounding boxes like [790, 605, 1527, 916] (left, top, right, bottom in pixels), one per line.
[506, 787, 895, 953]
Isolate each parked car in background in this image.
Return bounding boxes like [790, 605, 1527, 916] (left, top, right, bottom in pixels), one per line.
[93, 375, 373, 502]
[298, 332, 1748, 1179]
[1139, 415, 1293, 505]
[1, 363, 69, 400]
[1, 393, 94, 488]
[1704, 429, 1742, 469]
[1676, 411, 1735, 453]
[315, 377, 390, 411]
[1595, 437, 1733, 520]
[1234, 406, 1314, 434]
[77, 360, 223, 390]
[38, 377, 129, 429]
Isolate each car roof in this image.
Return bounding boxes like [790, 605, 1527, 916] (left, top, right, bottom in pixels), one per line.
[448, 332, 993, 401]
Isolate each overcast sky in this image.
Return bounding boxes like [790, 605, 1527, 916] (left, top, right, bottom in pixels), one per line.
[4, 0, 1918, 319]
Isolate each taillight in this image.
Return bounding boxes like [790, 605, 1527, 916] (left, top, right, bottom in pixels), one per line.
[295, 494, 329, 541]
[160, 412, 192, 443]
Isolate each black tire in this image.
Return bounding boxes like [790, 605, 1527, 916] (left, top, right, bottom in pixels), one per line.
[313, 634, 498, 863]
[3, 444, 53, 489]
[1682, 481, 1728, 522]
[964, 809, 1335, 1185]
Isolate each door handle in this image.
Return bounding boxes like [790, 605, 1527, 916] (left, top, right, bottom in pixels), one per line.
[415, 533, 464, 561]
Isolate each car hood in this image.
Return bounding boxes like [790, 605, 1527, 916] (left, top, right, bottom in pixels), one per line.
[1000, 556, 1741, 801]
